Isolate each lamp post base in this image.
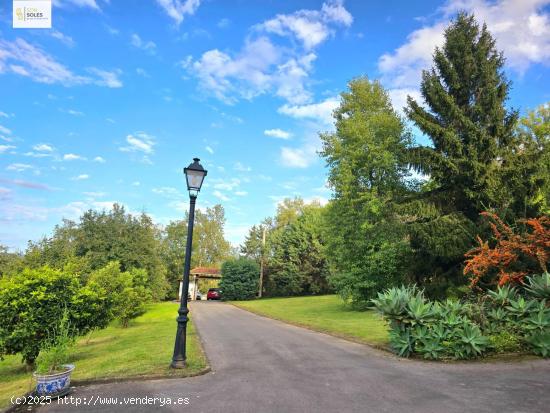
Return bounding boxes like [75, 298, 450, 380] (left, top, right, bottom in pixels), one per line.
[170, 359, 187, 369]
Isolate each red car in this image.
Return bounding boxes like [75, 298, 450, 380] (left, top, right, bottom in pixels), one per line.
[207, 288, 222, 300]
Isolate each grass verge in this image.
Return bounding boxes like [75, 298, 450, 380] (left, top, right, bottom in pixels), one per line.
[232, 295, 389, 348]
[0, 302, 208, 409]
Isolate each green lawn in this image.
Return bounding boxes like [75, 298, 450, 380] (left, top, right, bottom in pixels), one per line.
[0, 302, 207, 409]
[232, 295, 389, 348]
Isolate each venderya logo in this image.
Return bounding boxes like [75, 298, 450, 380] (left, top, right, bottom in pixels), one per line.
[13, 0, 52, 28]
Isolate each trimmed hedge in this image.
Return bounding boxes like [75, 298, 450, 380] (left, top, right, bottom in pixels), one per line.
[220, 258, 259, 301]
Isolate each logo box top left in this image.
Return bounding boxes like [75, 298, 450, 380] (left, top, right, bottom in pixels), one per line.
[13, 0, 52, 29]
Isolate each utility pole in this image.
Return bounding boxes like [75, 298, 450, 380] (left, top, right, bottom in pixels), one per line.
[258, 225, 266, 298]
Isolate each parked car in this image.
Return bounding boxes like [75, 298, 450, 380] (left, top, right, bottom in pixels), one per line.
[195, 291, 203, 301]
[207, 288, 221, 300]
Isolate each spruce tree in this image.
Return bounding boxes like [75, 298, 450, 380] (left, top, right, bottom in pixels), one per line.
[402, 13, 520, 296]
[406, 12, 518, 218]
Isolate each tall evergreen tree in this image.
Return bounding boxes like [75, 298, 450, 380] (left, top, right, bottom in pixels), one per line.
[406, 12, 518, 218]
[403, 13, 520, 296]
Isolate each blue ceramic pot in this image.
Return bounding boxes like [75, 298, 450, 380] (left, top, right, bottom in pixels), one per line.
[34, 364, 75, 397]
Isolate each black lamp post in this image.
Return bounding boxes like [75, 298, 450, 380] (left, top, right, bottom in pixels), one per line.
[171, 158, 207, 369]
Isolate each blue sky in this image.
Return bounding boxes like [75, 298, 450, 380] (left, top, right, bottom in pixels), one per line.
[1, 0, 549, 250]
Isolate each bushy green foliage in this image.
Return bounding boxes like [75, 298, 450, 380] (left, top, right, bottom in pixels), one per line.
[220, 258, 259, 300]
[0, 267, 109, 365]
[268, 204, 331, 296]
[488, 331, 523, 354]
[87, 262, 151, 327]
[242, 198, 332, 297]
[373, 284, 549, 359]
[319, 77, 413, 304]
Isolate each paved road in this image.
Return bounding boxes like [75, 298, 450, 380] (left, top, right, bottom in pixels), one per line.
[39, 301, 549, 413]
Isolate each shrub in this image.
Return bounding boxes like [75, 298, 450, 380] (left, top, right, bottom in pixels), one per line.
[0, 266, 109, 365]
[488, 331, 523, 353]
[464, 213, 550, 287]
[219, 258, 259, 301]
[87, 262, 151, 327]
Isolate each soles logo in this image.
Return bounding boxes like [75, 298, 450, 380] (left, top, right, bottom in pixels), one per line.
[13, 0, 52, 28]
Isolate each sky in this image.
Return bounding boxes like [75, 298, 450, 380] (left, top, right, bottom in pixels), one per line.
[0, 0, 549, 251]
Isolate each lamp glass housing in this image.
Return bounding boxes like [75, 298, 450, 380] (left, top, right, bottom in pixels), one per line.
[184, 158, 207, 197]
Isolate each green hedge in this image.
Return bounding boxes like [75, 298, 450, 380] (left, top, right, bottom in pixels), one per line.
[220, 258, 259, 301]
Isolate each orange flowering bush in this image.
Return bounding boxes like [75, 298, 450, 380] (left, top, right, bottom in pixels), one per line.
[464, 212, 550, 287]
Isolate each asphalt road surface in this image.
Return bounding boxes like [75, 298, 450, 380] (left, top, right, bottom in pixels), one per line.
[38, 301, 550, 413]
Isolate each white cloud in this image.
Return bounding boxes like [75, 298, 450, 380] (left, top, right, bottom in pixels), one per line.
[378, 0, 550, 106]
[156, 0, 201, 25]
[234, 162, 251, 172]
[0, 144, 15, 153]
[88, 68, 123, 88]
[6, 163, 33, 172]
[213, 190, 230, 201]
[0, 38, 88, 85]
[212, 178, 241, 191]
[71, 174, 89, 181]
[120, 132, 156, 154]
[264, 128, 292, 139]
[53, 0, 101, 9]
[33, 143, 54, 152]
[136, 68, 150, 77]
[131, 34, 157, 54]
[63, 153, 86, 161]
[153, 186, 185, 199]
[303, 195, 329, 206]
[217, 18, 231, 28]
[132, 181, 140, 186]
[387, 87, 423, 114]
[93, 156, 106, 163]
[182, 1, 352, 105]
[278, 96, 339, 126]
[0, 38, 123, 88]
[205, 145, 214, 154]
[60, 108, 84, 116]
[0, 111, 12, 118]
[258, 0, 353, 50]
[50, 30, 75, 47]
[83, 191, 106, 198]
[280, 146, 317, 168]
[0, 125, 12, 135]
[234, 191, 248, 196]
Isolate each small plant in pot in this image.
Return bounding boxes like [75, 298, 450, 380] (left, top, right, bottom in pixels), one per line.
[33, 310, 75, 397]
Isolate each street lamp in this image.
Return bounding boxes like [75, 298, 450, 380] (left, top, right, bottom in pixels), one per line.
[171, 158, 207, 369]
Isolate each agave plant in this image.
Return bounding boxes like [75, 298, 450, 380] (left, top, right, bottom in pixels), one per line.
[406, 295, 434, 326]
[506, 296, 537, 320]
[371, 286, 417, 322]
[527, 331, 550, 357]
[419, 339, 445, 360]
[524, 273, 550, 300]
[525, 308, 550, 332]
[488, 285, 517, 306]
[487, 307, 507, 323]
[456, 322, 489, 358]
[430, 323, 450, 342]
[389, 326, 414, 357]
